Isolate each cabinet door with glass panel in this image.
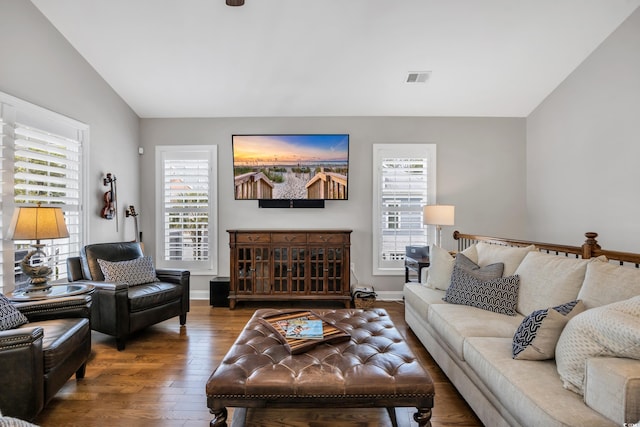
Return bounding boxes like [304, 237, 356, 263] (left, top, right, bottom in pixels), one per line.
[308, 233, 349, 295]
[235, 245, 270, 294]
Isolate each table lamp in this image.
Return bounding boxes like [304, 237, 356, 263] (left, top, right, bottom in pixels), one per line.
[8, 203, 69, 293]
[423, 205, 455, 247]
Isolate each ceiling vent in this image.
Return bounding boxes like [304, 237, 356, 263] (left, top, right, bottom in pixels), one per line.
[406, 71, 431, 84]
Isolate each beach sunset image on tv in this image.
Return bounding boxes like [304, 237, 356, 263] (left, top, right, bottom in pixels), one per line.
[232, 134, 349, 200]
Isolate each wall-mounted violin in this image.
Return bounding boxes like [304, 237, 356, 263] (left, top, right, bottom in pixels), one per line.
[102, 173, 118, 230]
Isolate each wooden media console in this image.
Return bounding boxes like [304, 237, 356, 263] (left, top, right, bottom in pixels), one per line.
[227, 229, 352, 309]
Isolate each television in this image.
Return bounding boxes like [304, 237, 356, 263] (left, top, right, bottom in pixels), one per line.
[232, 134, 349, 205]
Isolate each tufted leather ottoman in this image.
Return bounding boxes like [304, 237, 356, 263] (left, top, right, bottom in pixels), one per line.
[206, 308, 434, 427]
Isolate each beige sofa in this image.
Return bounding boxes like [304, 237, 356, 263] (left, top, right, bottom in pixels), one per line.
[403, 231, 640, 427]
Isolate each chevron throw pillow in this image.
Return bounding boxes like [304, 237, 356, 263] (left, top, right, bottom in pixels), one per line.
[444, 265, 520, 316]
[512, 300, 586, 360]
[0, 293, 28, 331]
[97, 256, 158, 287]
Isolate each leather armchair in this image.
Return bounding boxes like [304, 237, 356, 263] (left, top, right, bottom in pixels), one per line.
[0, 295, 92, 421]
[66, 242, 190, 351]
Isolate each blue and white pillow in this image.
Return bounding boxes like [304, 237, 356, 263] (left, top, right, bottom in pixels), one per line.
[512, 300, 585, 360]
[443, 265, 520, 316]
[97, 256, 158, 287]
[0, 293, 28, 331]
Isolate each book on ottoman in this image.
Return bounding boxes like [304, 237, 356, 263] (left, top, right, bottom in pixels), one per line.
[260, 310, 350, 354]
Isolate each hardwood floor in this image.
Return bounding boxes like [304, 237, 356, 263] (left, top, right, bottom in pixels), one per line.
[35, 300, 482, 427]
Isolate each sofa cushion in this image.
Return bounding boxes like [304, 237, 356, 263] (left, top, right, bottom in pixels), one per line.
[444, 266, 520, 315]
[128, 282, 184, 312]
[463, 337, 616, 426]
[584, 357, 640, 425]
[514, 251, 589, 316]
[556, 296, 640, 395]
[455, 253, 504, 281]
[428, 303, 523, 360]
[512, 300, 585, 360]
[578, 259, 640, 309]
[426, 244, 477, 290]
[97, 256, 159, 287]
[403, 283, 446, 320]
[0, 294, 28, 331]
[476, 242, 536, 276]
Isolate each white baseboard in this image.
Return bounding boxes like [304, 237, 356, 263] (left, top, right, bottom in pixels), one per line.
[375, 290, 403, 301]
[190, 290, 210, 301]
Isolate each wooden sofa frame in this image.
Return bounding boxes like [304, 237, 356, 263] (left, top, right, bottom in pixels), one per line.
[453, 230, 640, 267]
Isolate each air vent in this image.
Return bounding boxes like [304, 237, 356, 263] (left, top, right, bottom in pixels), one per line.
[406, 71, 431, 84]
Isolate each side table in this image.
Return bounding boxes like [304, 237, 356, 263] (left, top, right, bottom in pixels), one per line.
[210, 277, 230, 307]
[405, 256, 430, 283]
[7, 283, 95, 301]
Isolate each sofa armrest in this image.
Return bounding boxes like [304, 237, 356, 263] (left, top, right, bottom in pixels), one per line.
[0, 327, 45, 420]
[13, 294, 92, 322]
[156, 268, 190, 315]
[584, 357, 640, 425]
[156, 268, 190, 285]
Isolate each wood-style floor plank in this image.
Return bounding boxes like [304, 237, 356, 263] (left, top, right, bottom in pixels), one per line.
[35, 300, 482, 427]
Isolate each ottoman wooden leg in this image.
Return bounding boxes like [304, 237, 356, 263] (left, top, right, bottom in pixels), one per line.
[209, 407, 228, 427]
[386, 407, 398, 427]
[413, 407, 432, 427]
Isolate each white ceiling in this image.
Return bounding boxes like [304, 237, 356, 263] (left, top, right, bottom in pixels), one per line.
[31, 0, 640, 118]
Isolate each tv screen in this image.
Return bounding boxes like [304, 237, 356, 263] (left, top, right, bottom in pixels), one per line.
[232, 134, 349, 201]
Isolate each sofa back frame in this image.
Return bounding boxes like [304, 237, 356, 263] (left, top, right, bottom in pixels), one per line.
[453, 230, 640, 267]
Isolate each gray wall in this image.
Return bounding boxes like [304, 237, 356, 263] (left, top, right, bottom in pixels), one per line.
[0, 0, 140, 245]
[140, 117, 526, 297]
[527, 7, 640, 252]
[2, 0, 530, 298]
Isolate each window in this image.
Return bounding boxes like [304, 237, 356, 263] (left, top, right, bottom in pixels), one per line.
[156, 145, 217, 273]
[372, 144, 436, 275]
[0, 92, 87, 293]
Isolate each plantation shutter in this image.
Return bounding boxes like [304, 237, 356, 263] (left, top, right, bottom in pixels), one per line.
[373, 144, 435, 274]
[0, 118, 6, 291]
[12, 123, 82, 286]
[0, 91, 87, 292]
[157, 146, 217, 272]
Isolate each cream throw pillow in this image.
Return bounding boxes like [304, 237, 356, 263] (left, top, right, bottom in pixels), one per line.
[514, 251, 590, 316]
[426, 244, 477, 291]
[556, 296, 640, 395]
[578, 259, 640, 309]
[475, 242, 536, 276]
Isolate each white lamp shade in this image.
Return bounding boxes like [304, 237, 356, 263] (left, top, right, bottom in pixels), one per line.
[8, 205, 69, 241]
[423, 205, 455, 226]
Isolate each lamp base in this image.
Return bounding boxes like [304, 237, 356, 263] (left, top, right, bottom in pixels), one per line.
[19, 245, 53, 293]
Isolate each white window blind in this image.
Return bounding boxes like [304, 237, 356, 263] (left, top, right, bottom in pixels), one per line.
[156, 146, 217, 272]
[372, 144, 436, 275]
[0, 92, 87, 292]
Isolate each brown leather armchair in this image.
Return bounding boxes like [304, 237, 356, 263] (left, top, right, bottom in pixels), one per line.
[66, 242, 190, 351]
[0, 294, 92, 421]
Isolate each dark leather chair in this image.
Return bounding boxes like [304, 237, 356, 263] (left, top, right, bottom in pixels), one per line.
[66, 242, 190, 351]
[0, 294, 92, 421]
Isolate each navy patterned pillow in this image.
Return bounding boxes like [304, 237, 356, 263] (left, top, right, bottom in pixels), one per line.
[512, 300, 585, 360]
[444, 265, 520, 316]
[97, 256, 158, 287]
[0, 293, 28, 331]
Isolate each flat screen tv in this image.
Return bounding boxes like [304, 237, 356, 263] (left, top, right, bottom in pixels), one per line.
[232, 134, 349, 202]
